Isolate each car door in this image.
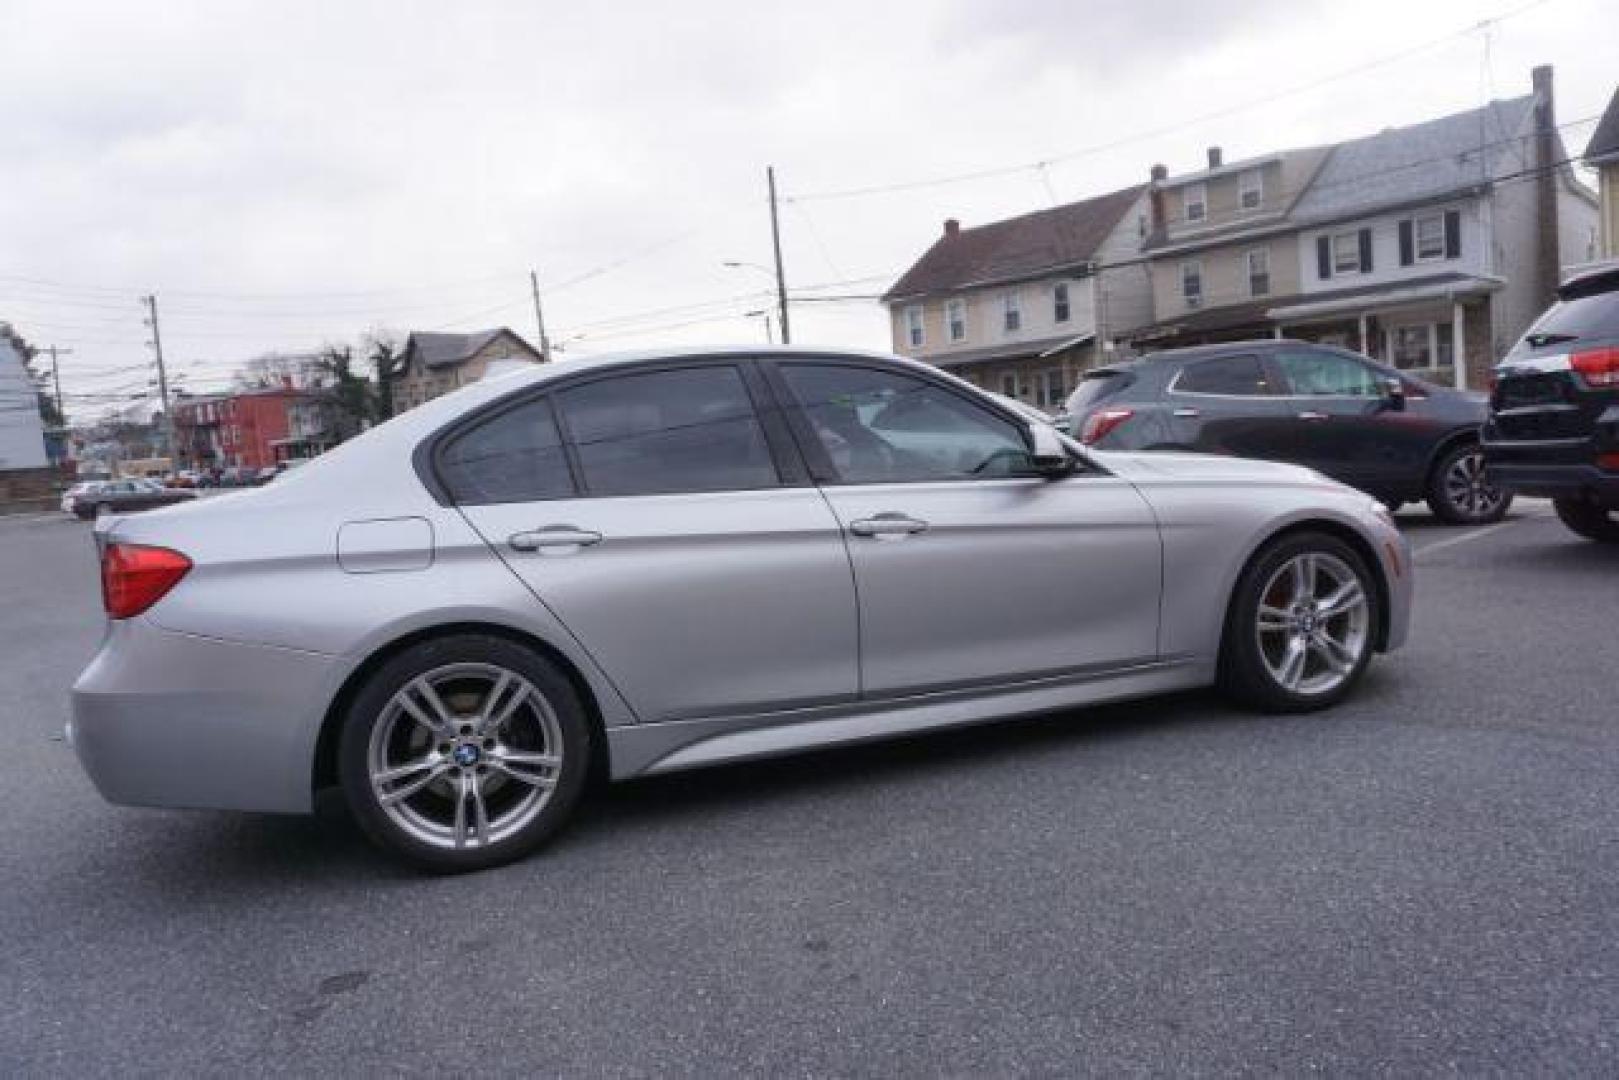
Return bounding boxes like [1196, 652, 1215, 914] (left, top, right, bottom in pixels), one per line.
[1265, 346, 1414, 494]
[1162, 352, 1294, 460]
[446, 361, 859, 725]
[770, 359, 1161, 698]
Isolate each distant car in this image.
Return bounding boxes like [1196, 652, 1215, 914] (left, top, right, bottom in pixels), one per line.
[1063, 340, 1510, 525]
[1483, 263, 1619, 542]
[64, 478, 196, 520]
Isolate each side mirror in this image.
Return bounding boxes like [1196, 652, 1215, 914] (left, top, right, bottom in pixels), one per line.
[1379, 376, 1406, 411]
[1027, 422, 1075, 476]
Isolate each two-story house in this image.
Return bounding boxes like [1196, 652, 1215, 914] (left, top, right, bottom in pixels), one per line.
[390, 328, 543, 414]
[1129, 145, 1332, 347]
[1587, 87, 1619, 260]
[881, 185, 1152, 409]
[1136, 67, 1598, 390]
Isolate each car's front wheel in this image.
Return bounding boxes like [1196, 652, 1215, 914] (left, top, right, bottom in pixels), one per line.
[1427, 442, 1511, 525]
[1220, 531, 1380, 712]
[338, 633, 592, 873]
[1553, 498, 1619, 543]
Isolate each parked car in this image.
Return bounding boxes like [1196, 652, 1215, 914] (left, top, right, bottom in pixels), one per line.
[71, 346, 1410, 872]
[1482, 263, 1619, 542]
[62, 478, 196, 520]
[1063, 340, 1510, 525]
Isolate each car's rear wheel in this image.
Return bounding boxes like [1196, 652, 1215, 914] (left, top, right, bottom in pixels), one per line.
[1220, 532, 1380, 712]
[1553, 498, 1619, 543]
[1426, 442, 1511, 525]
[338, 634, 591, 873]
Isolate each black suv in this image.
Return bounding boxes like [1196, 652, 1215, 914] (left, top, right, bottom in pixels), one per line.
[1483, 264, 1619, 543]
[1061, 340, 1508, 525]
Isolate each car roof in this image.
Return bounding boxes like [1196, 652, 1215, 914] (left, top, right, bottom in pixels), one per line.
[1133, 339, 1320, 367]
[1558, 262, 1619, 301]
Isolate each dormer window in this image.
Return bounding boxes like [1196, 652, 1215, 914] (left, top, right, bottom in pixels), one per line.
[1183, 182, 1207, 224]
[1239, 169, 1263, 211]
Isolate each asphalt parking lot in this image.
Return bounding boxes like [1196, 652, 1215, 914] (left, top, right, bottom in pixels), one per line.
[3, 503, 1617, 1075]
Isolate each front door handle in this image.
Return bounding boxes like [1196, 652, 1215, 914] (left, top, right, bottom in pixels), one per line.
[848, 513, 928, 540]
[1172, 407, 1201, 418]
[508, 525, 603, 554]
[1297, 411, 1330, 421]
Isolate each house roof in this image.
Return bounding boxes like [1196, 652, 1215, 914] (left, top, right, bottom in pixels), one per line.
[921, 333, 1092, 370]
[404, 328, 539, 370]
[1290, 95, 1536, 223]
[1586, 88, 1619, 165]
[882, 185, 1145, 302]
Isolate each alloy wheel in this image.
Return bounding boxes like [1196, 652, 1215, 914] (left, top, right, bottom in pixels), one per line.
[1443, 448, 1507, 521]
[366, 662, 563, 851]
[1254, 552, 1370, 696]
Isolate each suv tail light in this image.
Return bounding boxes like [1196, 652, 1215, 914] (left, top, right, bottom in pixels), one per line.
[1079, 408, 1135, 445]
[1571, 347, 1619, 388]
[101, 543, 192, 619]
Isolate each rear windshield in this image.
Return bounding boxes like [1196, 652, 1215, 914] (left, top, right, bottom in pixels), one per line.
[1513, 289, 1619, 353]
[1064, 370, 1135, 413]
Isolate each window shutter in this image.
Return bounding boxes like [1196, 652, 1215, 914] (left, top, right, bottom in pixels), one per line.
[1444, 210, 1461, 259]
[1317, 236, 1331, 279]
[1398, 220, 1414, 266]
[1358, 228, 1373, 273]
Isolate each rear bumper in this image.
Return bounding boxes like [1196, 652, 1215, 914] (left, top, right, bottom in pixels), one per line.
[1481, 439, 1619, 506]
[69, 617, 341, 814]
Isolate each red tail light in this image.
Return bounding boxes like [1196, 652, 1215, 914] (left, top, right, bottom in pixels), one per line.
[1572, 347, 1619, 388]
[1079, 408, 1135, 445]
[101, 543, 192, 619]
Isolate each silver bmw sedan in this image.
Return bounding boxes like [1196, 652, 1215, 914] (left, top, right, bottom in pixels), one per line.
[71, 346, 1411, 871]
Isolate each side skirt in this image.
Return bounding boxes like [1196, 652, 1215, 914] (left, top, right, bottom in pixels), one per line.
[606, 657, 1211, 780]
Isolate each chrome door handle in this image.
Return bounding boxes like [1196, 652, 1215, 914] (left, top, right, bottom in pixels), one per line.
[508, 525, 603, 554]
[1297, 411, 1330, 421]
[1172, 407, 1201, 418]
[848, 513, 928, 539]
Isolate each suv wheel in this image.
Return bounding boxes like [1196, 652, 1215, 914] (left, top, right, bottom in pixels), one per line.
[1553, 499, 1619, 543]
[339, 633, 592, 873]
[1426, 443, 1511, 525]
[1219, 531, 1380, 713]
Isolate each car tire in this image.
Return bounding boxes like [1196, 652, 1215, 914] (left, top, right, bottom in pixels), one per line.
[1218, 531, 1381, 713]
[1425, 442, 1511, 525]
[1553, 498, 1619, 543]
[338, 633, 593, 873]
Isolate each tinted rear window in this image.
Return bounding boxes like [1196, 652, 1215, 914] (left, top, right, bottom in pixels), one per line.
[1064, 370, 1134, 412]
[1514, 291, 1619, 351]
[439, 396, 576, 504]
[1174, 354, 1274, 396]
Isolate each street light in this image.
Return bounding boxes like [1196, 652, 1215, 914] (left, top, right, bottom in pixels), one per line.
[743, 309, 775, 344]
[723, 260, 790, 343]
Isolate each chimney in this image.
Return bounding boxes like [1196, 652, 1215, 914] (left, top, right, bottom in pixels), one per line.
[1531, 64, 1560, 313]
[1207, 146, 1223, 169]
[1148, 164, 1168, 234]
[943, 218, 960, 238]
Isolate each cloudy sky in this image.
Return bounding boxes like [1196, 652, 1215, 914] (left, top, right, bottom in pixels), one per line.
[1, 0, 1611, 421]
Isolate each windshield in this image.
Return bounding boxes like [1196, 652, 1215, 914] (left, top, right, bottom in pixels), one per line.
[1513, 290, 1619, 353]
[1064, 370, 1135, 413]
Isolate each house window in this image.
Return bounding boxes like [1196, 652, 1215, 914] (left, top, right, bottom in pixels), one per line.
[1332, 232, 1362, 274]
[1246, 248, 1270, 296]
[1183, 182, 1207, 224]
[1239, 169, 1263, 211]
[1414, 213, 1446, 260]
[905, 305, 924, 348]
[1393, 325, 1434, 369]
[1002, 291, 1022, 333]
[1039, 370, 1067, 408]
[1181, 261, 1203, 309]
[1053, 282, 1071, 323]
[1137, 213, 1148, 238]
[946, 299, 966, 342]
[1000, 373, 1020, 398]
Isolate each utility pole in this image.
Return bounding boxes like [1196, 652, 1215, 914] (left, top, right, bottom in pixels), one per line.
[767, 165, 791, 344]
[45, 345, 72, 422]
[529, 270, 553, 361]
[142, 295, 176, 459]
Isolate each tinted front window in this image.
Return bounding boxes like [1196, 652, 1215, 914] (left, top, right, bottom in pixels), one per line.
[557, 366, 778, 497]
[440, 396, 575, 504]
[781, 364, 1033, 483]
[1174, 354, 1273, 396]
[1271, 349, 1381, 397]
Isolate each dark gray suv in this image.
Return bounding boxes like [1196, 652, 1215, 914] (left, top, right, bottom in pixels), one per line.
[1483, 264, 1619, 543]
[1062, 340, 1508, 525]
